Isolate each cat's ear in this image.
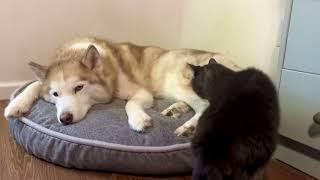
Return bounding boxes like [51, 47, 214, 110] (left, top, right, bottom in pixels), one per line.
[209, 58, 217, 65]
[188, 64, 201, 74]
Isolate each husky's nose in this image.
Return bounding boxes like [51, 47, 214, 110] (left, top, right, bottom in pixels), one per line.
[60, 112, 73, 125]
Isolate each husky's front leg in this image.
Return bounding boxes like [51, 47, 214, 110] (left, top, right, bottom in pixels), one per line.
[125, 89, 154, 132]
[4, 81, 42, 118]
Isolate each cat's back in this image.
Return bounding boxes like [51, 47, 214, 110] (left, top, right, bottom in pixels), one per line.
[234, 68, 279, 131]
[192, 67, 280, 180]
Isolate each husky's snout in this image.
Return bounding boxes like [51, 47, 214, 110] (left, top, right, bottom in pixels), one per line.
[56, 96, 91, 124]
[60, 112, 73, 125]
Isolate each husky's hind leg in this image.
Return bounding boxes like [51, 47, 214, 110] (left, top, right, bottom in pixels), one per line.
[161, 101, 191, 118]
[173, 88, 209, 137]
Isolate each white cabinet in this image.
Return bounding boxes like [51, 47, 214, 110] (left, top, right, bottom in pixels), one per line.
[276, 0, 320, 178]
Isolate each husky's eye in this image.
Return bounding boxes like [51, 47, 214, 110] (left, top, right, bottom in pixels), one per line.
[74, 85, 84, 93]
[53, 92, 59, 97]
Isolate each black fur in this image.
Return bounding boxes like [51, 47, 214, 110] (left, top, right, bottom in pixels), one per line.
[190, 61, 279, 180]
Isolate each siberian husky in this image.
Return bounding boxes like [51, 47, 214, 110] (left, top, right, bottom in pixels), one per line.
[5, 37, 240, 136]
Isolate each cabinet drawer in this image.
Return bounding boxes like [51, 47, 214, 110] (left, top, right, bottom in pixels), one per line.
[283, 0, 320, 74]
[279, 69, 320, 150]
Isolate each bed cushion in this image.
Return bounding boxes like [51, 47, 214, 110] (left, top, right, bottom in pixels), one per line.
[7, 82, 193, 175]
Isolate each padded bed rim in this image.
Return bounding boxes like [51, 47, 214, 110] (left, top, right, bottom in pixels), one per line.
[9, 81, 193, 175]
[17, 116, 191, 153]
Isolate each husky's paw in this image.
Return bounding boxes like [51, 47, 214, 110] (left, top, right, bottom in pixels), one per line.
[4, 99, 31, 118]
[174, 124, 196, 137]
[161, 102, 190, 119]
[128, 111, 152, 132]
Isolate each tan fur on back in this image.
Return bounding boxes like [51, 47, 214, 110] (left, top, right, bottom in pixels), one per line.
[45, 37, 240, 100]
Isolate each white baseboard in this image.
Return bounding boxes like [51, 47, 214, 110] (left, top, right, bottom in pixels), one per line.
[275, 144, 320, 179]
[0, 80, 32, 100]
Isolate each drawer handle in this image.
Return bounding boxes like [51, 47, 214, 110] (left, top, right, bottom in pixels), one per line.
[309, 112, 320, 138]
[313, 112, 320, 124]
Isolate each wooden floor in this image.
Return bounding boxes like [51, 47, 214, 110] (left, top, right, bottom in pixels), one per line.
[0, 101, 316, 180]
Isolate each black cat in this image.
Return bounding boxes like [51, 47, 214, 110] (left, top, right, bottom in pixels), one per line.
[190, 59, 279, 180]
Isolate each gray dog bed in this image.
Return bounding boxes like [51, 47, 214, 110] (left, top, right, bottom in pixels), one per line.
[7, 82, 193, 175]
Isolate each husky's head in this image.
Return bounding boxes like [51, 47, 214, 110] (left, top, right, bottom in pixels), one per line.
[29, 45, 114, 125]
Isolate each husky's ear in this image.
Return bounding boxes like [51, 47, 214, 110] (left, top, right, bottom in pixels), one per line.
[208, 58, 217, 65]
[28, 61, 48, 82]
[82, 45, 102, 71]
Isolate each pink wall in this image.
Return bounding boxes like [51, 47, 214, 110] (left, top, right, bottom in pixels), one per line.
[0, 0, 285, 99]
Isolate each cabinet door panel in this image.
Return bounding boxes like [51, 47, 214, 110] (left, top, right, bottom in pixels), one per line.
[284, 0, 320, 74]
[279, 69, 320, 150]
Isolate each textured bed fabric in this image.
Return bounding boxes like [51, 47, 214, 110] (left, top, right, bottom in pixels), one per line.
[7, 82, 193, 175]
